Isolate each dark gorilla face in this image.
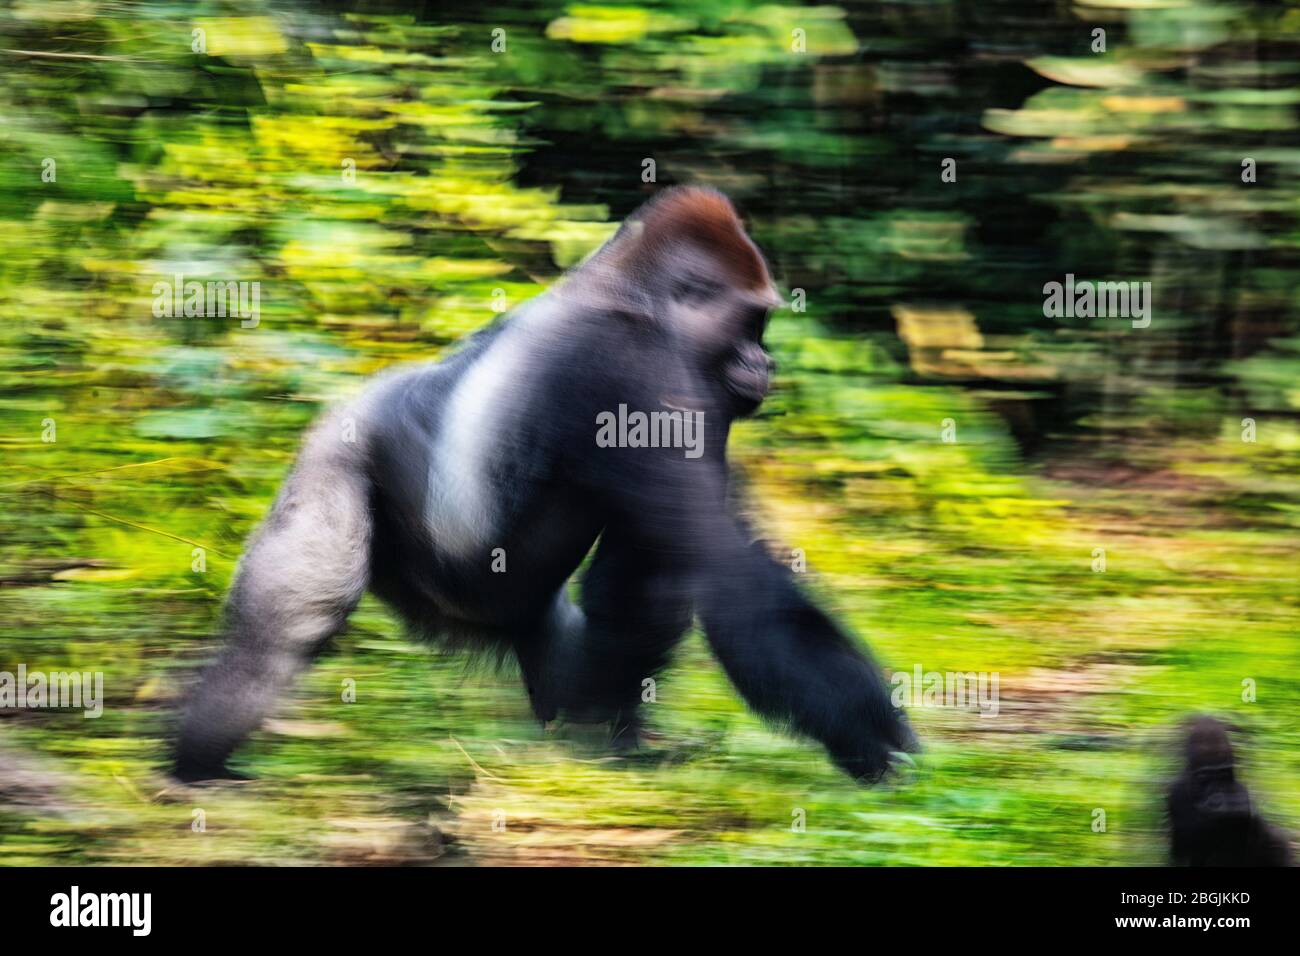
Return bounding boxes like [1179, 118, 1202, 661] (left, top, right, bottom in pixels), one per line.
[721, 335, 775, 416]
[660, 244, 780, 418]
[1182, 715, 1251, 817]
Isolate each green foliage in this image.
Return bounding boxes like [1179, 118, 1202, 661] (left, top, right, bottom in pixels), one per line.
[0, 0, 1297, 866]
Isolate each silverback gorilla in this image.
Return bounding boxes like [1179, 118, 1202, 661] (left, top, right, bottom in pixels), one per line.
[175, 186, 915, 783]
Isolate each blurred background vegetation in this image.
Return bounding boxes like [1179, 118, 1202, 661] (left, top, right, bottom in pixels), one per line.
[1, 0, 1297, 865]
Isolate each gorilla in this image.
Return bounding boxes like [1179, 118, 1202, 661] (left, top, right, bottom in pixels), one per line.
[1167, 715, 1292, 866]
[174, 186, 915, 783]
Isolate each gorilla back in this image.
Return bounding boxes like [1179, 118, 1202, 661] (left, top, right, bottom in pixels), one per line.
[175, 187, 915, 783]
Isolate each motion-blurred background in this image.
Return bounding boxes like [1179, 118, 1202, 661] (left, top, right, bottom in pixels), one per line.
[1, 0, 1297, 865]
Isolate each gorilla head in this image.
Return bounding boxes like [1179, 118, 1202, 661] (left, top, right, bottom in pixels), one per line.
[568, 187, 781, 418]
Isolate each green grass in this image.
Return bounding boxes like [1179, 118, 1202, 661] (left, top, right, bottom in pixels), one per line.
[2, 409, 1297, 866]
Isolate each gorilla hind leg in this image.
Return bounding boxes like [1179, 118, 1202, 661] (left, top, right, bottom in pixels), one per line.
[507, 590, 583, 725]
[174, 421, 371, 781]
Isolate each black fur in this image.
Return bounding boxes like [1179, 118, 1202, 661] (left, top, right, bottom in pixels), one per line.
[1167, 716, 1292, 866]
[174, 187, 914, 783]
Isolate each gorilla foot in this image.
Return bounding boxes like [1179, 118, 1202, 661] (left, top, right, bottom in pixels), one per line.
[172, 758, 252, 784]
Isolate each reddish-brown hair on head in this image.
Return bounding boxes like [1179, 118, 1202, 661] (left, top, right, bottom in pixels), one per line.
[624, 186, 773, 293]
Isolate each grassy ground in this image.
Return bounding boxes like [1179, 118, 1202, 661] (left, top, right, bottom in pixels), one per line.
[3, 343, 1297, 865]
